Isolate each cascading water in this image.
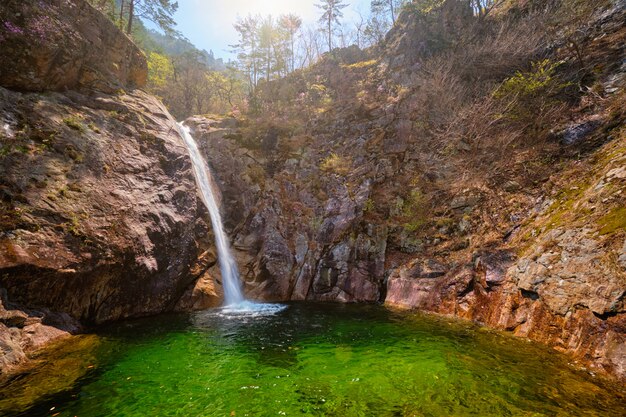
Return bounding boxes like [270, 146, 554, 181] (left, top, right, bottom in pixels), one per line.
[177, 122, 244, 306]
[177, 122, 285, 315]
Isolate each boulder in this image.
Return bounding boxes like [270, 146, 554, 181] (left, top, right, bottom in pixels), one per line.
[0, 87, 212, 325]
[0, 0, 146, 93]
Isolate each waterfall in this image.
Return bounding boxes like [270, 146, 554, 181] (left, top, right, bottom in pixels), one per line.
[177, 122, 245, 306]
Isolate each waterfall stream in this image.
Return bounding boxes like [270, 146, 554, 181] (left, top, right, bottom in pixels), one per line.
[177, 122, 245, 306]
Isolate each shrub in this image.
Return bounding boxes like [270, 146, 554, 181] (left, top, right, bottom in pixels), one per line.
[493, 59, 571, 132]
[320, 153, 352, 176]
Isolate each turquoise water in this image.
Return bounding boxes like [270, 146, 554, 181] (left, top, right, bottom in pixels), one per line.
[2, 303, 624, 416]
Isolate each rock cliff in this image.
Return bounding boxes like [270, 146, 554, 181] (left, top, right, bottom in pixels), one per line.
[0, 0, 212, 373]
[182, 0, 625, 379]
[0, 0, 147, 93]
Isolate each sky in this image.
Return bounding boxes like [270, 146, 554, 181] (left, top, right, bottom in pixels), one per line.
[166, 0, 372, 60]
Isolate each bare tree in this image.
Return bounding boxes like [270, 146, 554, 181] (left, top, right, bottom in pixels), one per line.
[279, 14, 303, 72]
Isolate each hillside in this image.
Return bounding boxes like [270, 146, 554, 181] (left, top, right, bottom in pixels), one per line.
[182, 0, 626, 377]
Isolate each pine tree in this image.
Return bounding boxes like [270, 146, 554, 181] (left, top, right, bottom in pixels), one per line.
[371, 0, 405, 24]
[123, 0, 179, 35]
[316, 0, 349, 52]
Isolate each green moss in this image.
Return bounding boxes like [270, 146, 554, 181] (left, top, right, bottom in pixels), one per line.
[543, 182, 588, 231]
[342, 59, 378, 69]
[598, 207, 626, 235]
[64, 212, 84, 237]
[63, 116, 86, 132]
[403, 219, 426, 232]
[87, 123, 101, 133]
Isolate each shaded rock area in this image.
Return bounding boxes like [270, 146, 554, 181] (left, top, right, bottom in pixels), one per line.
[0, 290, 80, 372]
[0, 0, 146, 93]
[184, 117, 386, 305]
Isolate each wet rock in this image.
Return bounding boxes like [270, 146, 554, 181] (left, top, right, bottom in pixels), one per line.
[0, 294, 80, 374]
[558, 119, 602, 146]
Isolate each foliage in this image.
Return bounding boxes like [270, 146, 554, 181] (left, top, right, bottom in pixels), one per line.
[343, 59, 378, 69]
[493, 59, 571, 131]
[386, 188, 428, 232]
[88, 0, 178, 35]
[320, 152, 352, 175]
[145, 50, 245, 118]
[316, 0, 349, 52]
[371, 0, 406, 24]
[232, 13, 303, 91]
[401, 0, 446, 15]
[146, 51, 174, 89]
[121, 0, 179, 35]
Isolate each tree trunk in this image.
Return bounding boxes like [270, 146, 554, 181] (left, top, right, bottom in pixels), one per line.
[266, 47, 271, 81]
[328, 14, 332, 51]
[119, 0, 125, 30]
[290, 33, 295, 72]
[126, 0, 134, 34]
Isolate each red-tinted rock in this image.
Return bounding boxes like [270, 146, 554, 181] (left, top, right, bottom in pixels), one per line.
[0, 0, 146, 93]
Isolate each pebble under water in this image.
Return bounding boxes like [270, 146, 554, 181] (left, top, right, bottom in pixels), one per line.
[2, 303, 625, 416]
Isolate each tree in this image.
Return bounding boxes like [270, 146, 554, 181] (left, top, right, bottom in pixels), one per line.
[371, 0, 404, 24]
[364, 13, 389, 45]
[146, 51, 174, 92]
[316, 0, 349, 52]
[469, 0, 504, 18]
[259, 16, 275, 82]
[122, 0, 179, 35]
[279, 14, 302, 72]
[232, 15, 262, 90]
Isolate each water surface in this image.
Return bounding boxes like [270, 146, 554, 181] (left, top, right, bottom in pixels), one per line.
[2, 303, 624, 416]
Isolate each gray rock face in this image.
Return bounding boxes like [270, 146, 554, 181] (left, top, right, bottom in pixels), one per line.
[184, 117, 387, 304]
[558, 119, 602, 145]
[510, 228, 625, 317]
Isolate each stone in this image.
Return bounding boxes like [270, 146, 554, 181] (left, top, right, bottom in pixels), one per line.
[0, 0, 146, 93]
[450, 194, 480, 209]
[0, 87, 211, 325]
[558, 119, 602, 146]
[503, 180, 521, 192]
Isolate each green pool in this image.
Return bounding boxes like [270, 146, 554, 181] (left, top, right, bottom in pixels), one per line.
[2, 303, 624, 416]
